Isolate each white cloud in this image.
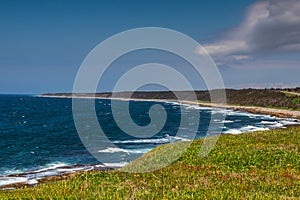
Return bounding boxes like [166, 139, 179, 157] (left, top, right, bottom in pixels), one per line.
[203, 41, 248, 56]
[197, 0, 300, 65]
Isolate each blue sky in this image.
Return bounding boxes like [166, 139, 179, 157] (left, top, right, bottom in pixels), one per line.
[0, 0, 299, 94]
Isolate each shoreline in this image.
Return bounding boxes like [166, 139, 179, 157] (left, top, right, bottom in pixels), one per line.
[0, 164, 117, 190]
[3, 126, 300, 198]
[3, 126, 300, 191]
[39, 94, 300, 120]
[1, 95, 299, 190]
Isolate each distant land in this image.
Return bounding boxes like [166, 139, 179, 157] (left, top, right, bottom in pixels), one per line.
[42, 88, 300, 110]
[40, 88, 300, 119]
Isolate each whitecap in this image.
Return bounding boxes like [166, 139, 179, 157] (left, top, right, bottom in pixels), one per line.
[2, 169, 23, 176]
[113, 135, 190, 144]
[98, 147, 152, 154]
[215, 120, 234, 124]
[103, 162, 128, 168]
[269, 122, 284, 128]
[223, 129, 242, 134]
[260, 121, 278, 125]
[33, 162, 68, 173]
[211, 109, 227, 115]
[226, 110, 251, 116]
[184, 105, 201, 110]
[0, 177, 28, 187]
[280, 120, 300, 125]
[26, 179, 38, 185]
[98, 147, 129, 153]
[240, 125, 269, 132]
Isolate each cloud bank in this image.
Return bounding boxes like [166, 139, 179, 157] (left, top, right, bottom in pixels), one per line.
[198, 0, 300, 65]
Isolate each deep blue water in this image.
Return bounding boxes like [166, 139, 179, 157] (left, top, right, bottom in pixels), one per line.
[0, 95, 298, 186]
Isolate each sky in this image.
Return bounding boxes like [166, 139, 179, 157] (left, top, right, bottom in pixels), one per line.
[0, 0, 299, 94]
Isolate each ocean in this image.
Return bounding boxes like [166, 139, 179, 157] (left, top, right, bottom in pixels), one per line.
[0, 94, 298, 187]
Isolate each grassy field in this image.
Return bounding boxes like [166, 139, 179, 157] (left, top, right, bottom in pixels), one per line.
[1, 126, 300, 199]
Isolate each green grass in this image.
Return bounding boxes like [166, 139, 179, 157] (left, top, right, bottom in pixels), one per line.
[292, 98, 300, 105]
[1, 126, 300, 199]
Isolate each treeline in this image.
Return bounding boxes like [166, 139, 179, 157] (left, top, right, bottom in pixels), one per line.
[221, 89, 300, 109]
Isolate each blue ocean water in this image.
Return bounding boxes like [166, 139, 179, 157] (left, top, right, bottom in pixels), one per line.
[0, 95, 298, 187]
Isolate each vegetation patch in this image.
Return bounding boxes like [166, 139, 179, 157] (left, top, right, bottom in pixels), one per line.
[292, 98, 300, 105]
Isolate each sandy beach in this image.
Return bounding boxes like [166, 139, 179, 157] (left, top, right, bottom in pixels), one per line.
[181, 101, 300, 120]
